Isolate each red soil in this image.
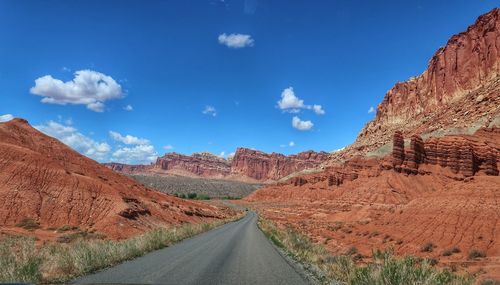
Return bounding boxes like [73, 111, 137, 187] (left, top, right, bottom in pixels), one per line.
[242, 129, 500, 280]
[0, 118, 235, 240]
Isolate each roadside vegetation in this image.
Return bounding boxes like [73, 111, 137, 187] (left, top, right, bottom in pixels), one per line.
[0, 215, 242, 283]
[258, 217, 473, 285]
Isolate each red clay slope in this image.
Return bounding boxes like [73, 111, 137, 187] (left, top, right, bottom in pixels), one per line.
[0, 118, 232, 240]
[243, 127, 500, 279]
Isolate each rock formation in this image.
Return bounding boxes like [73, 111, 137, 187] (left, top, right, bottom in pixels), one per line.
[230, 148, 329, 181]
[0, 119, 232, 240]
[392, 129, 499, 177]
[105, 148, 329, 182]
[155, 152, 231, 178]
[335, 8, 500, 161]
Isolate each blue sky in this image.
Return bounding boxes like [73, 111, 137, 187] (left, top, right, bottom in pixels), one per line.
[0, 0, 497, 164]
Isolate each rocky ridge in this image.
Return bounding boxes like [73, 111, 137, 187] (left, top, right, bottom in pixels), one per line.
[105, 148, 329, 182]
[335, 8, 500, 161]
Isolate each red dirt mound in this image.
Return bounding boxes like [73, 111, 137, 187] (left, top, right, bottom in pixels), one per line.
[0, 118, 233, 240]
[242, 128, 500, 279]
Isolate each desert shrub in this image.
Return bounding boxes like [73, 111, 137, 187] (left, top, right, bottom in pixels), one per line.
[16, 219, 40, 231]
[442, 249, 453, 256]
[480, 279, 500, 285]
[421, 241, 435, 252]
[346, 246, 358, 255]
[0, 237, 42, 283]
[196, 194, 210, 200]
[187, 192, 197, 199]
[468, 249, 486, 259]
[178, 193, 186, 199]
[57, 225, 79, 233]
[258, 218, 472, 285]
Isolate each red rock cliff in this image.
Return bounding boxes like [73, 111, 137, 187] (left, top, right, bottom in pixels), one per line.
[154, 152, 231, 178]
[344, 8, 500, 159]
[230, 148, 329, 181]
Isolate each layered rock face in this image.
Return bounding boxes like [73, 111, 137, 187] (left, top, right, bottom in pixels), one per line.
[154, 152, 231, 178]
[393, 129, 499, 176]
[106, 148, 329, 182]
[230, 148, 329, 181]
[338, 8, 500, 160]
[0, 119, 231, 240]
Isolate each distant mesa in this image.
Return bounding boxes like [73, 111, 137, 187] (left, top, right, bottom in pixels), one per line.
[105, 148, 330, 183]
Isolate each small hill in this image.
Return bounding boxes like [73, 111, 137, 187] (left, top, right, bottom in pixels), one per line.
[0, 118, 231, 240]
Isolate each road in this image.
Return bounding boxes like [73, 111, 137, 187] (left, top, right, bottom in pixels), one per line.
[75, 211, 310, 285]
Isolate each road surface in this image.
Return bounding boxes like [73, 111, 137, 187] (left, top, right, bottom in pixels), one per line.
[75, 211, 310, 285]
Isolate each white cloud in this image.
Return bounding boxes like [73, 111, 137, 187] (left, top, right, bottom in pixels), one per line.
[218, 151, 226, 158]
[312, 105, 325, 115]
[112, 145, 158, 164]
[218, 33, 254, 48]
[35, 121, 110, 161]
[227, 152, 235, 159]
[163, 144, 174, 150]
[277, 87, 305, 111]
[277, 87, 325, 115]
[280, 141, 296, 147]
[109, 131, 150, 145]
[30, 70, 123, 112]
[0, 114, 14, 122]
[292, 116, 313, 131]
[202, 105, 217, 117]
[368, 106, 375, 113]
[123, 104, 133, 111]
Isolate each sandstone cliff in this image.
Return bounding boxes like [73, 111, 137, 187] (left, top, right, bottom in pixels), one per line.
[338, 8, 500, 160]
[105, 148, 329, 182]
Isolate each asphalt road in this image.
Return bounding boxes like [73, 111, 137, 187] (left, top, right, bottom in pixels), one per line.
[75, 211, 309, 285]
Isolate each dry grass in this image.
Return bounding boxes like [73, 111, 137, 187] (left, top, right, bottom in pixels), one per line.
[258, 217, 473, 285]
[0, 215, 242, 283]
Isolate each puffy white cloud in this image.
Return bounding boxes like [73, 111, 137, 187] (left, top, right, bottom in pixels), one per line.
[368, 106, 375, 113]
[35, 121, 110, 161]
[30, 70, 123, 112]
[109, 131, 150, 145]
[218, 33, 254, 48]
[123, 104, 133, 111]
[112, 145, 158, 164]
[163, 144, 174, 150]
[218, 151, 226, 158]
[277, 87, 304, 111]
[277, 87, 325, 115]
[312, 105, 325, 115]
[0, 114, 14, 122]
[292, 116, 313, 131]
[202, 105, 217, 117]
[227, 152, 235, 159]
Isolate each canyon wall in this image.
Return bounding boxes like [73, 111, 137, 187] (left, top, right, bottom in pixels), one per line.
[105, 148, 329, 182]
[338, 8, 500, 160]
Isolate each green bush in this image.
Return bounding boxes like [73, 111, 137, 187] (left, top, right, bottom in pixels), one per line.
[187, 192, 197, 199]
[421, 241, 435, 252]
[15, 219, 40, 231]
[468, 249, 486, 259]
